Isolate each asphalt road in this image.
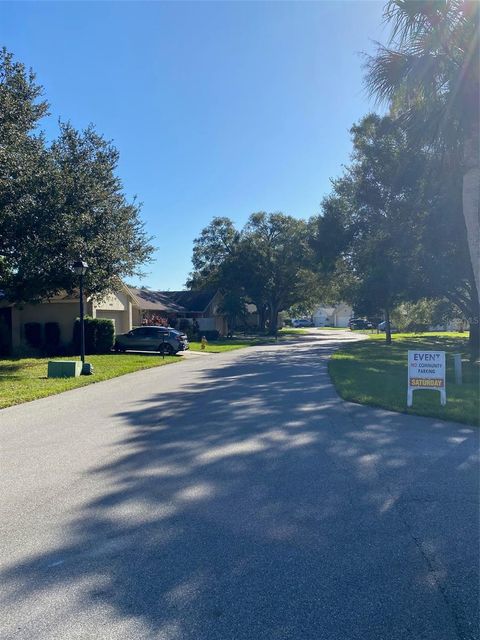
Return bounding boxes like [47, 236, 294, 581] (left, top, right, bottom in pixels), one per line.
[0, 330, 478, 640]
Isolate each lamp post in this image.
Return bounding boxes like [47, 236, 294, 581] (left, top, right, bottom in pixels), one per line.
[73, 259, 88, 372]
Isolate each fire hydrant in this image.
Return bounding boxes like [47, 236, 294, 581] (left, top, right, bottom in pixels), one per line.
[201, 336, 208, 350]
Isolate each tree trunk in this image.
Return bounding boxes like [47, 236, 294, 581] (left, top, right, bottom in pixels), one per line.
[258, 304, 267, 332]
[462, 133, 480, 301]
[269, 305, 279, 335]
[385, 307, 392, 345]
[469, 321, 479, 361]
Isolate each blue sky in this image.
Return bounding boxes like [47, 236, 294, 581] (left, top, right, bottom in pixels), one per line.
[1, 0, 386, 290]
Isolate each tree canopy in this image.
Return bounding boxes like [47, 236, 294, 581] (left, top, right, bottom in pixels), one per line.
[365, 0, 479, 298]
[189, 212, 320, 333]
[311, 114, 478, 346]
[0, 48, 154, 302]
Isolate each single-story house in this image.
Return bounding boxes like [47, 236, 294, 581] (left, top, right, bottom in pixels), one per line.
[0, 282, 136, 354]
[0, 285, 227, 355]
[158, 290, 227, 335]
[128, 288, 187, 327]
[128, 288, 226, 334]
[312, 302, 353, 328]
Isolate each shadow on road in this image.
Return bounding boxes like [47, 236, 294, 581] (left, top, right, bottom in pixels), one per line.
[1, 339, 478, 639]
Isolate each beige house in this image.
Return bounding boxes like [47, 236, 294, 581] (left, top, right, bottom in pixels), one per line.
[0, 285, 227, 354]
[0, 282, 136, 353]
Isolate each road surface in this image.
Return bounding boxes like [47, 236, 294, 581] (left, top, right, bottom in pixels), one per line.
[1, 330, 478, 639]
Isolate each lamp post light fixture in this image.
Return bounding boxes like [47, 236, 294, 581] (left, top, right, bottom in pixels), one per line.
[73, 259, 88, 373]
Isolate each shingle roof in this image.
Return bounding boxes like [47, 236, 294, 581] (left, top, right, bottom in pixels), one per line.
[128, 288, 186, 313]
[158, 290, 217, 313]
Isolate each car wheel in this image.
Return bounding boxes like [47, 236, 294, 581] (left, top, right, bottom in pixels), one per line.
[159, 343, 174, 355]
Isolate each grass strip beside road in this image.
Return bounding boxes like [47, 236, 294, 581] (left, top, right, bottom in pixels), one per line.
[189, 328, 309, 353]
[189, 341, 251, 353]
[1, 328, 311, 409]
[0, 353, 179, 409]
[329, 332, 479, 426]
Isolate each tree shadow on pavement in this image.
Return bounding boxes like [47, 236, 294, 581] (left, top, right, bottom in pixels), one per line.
[1, 340, 478, 640]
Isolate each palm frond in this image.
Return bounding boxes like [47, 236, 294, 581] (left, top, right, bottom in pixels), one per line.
[384, 0, 465, 45]
[365, 45, 442, 104]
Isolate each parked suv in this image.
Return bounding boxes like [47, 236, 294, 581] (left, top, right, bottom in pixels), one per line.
[348, 318, 374, 330]
[114, 326, 189, 355]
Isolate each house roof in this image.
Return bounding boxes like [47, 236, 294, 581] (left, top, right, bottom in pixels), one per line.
[158, 290, 217, 313]
[128, 288, 187, 313]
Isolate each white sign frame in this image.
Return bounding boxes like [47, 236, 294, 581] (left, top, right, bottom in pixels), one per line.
[407, 350, 446, 407]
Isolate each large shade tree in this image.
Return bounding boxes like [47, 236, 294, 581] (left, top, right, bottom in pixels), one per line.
[242, 212, 320, 333]
[0, 49, 154, 302]
[313, 115, 428, 343]
[312, 114, 479, 348]
[189, 213, 320, 334]
[365, 0, 479, 298]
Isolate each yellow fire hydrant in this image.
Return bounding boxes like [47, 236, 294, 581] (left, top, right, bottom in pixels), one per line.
[201, 336, 208, 350]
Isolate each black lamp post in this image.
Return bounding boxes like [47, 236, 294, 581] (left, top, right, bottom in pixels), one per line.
[73, 259, 88, 371]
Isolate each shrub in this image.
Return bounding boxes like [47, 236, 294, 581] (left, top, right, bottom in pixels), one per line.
[0, 316, 11, 356]
[178, 318, 191, 333]
[73, 317, 115, 354]
[94, 319, 115, 353]
[45, 322, 61, 348]
[178, 318, 195, 340]
[12, 344, 42, 359]
[24, 322, 42, 348]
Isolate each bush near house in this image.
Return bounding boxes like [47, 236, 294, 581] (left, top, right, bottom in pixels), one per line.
[178, 318, 194, 340]
[0, 317, 11, 356]
[73, 317, 115, 354]
[44, 322, 61, 351]
[95, 319, 116, 353]
[24, 322, 43, 349]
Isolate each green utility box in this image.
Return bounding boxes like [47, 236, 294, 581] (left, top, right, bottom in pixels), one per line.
[47, 361, 83, 378]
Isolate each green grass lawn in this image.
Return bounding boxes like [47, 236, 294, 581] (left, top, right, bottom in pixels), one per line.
[278, 328, 309, 335]
[189, 328, 309, 353]
[0, 353, 180, 409]
[0, 327, 317, 409]
[189, 339, 253, 353]
[329, 332, 479, 426]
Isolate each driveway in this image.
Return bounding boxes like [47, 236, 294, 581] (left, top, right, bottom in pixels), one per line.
[0, 330, 478, 640]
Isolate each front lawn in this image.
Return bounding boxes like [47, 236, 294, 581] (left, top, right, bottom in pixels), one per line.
[329, 332, 479, 426]
[189, 328, 309, 353]
[189, 339, 253, 353]
[0, 353, 179, 409]
[1, 329, 315, 408]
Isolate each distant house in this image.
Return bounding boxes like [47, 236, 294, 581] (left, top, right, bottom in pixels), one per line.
[128, 288, 186, 327]
[159, 290, 227, 334]
[312, 302, 352, 328]
[130, 288, 227, 335]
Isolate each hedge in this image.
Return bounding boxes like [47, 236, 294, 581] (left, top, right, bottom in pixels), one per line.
[73, 317, 115, 354]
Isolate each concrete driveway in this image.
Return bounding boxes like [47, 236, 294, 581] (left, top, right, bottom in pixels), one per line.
[0, 330, 478, 640]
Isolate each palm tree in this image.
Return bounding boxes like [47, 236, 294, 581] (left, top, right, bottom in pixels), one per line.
[365, 0, 479, 299]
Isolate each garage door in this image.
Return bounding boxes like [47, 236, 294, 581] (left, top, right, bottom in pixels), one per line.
[95, 311, 125, 334]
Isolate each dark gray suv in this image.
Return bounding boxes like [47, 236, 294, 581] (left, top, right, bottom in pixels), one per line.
[114, 326, 189, 355]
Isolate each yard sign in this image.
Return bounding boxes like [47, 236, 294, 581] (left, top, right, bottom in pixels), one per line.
[407, 350, 446, 407]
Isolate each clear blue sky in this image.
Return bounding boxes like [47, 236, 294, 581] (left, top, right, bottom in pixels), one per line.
[1, 0, 387, 290]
